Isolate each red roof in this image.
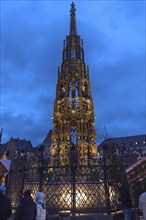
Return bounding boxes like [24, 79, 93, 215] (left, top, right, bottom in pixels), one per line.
[126, 157, 146, 182]
[126, 157, 146, 173]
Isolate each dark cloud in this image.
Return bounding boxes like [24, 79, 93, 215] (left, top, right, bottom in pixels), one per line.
[1, 1, 145, 146]
[1, 109, 52, 147]
[94, 54, 145, 144]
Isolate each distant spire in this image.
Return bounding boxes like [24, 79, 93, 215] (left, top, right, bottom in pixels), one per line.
[0, 128, 3, 143]
[70, 2, 76, 35]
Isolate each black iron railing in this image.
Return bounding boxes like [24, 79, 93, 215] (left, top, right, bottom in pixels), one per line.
[7, 164, 122, 215]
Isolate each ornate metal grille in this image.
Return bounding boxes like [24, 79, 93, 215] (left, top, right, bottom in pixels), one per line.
[7, 164, 121, 214]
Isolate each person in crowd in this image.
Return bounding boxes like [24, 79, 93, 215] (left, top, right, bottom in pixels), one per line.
[139, 192, 146, 220]
[117, 181, 132, 220]
[35, 192, 46, 220]
[0, 185, 12, 220]
[15, 190, 36, 220]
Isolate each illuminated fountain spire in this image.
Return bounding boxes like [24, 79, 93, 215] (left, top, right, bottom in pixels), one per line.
[70, 2, 77, 35]
[49, 2, 98, 166]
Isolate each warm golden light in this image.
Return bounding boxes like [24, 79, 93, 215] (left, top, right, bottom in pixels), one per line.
[63, 189, 87, 208]
[64, 191, 71, 206]
[76, 191, 87, 206]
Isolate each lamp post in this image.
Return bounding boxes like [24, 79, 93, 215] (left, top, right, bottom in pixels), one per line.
[102, 144, 111, 215]
[38, 145, 45, 192]
[18, 151, 27, 199]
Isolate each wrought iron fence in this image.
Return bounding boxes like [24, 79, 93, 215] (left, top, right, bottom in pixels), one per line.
[7, 164, 122, 214]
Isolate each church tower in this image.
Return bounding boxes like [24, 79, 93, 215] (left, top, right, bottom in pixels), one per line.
[49, 2, 97, 166]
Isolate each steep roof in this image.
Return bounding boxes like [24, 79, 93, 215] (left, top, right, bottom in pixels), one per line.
[8, 137, 32, 151]
[42, 130, 52, 147]
[98, 134, 146, 148]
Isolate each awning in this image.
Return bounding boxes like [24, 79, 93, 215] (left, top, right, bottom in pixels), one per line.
[126, 157, 146, 173]
[126, 157, 146, 182]
[0, 160, 11, 171]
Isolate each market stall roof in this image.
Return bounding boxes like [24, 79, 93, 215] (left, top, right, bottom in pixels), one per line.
[126, 156, 146, 182]
[126, 157, 146, 173]
[0, 160, 11, 171]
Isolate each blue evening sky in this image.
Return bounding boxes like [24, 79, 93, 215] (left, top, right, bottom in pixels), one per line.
[1, 0, 145, 146]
